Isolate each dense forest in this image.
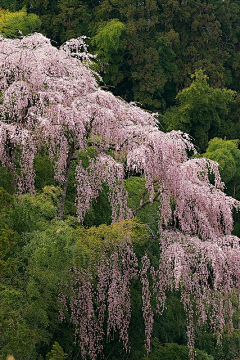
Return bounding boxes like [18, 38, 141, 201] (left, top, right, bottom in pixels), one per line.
[0, 1, 240, 360]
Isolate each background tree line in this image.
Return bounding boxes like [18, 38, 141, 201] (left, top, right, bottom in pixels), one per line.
[0, 1, 240, 152]
[1, 0, 240, 112]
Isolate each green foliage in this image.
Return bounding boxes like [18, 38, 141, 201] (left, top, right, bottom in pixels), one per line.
[0, 0, 19, 11]
[0, 186, 66, 359]
[34, 154, 55, 190]
[20, 0, 91, 44]
[131, 338, 213, 360]
[224, 94, 240, 140]
[163, 70, 236, 152]
[46, 342, 67, 360]
[0, 187, 14, 226]
[0, 220, 78, 359]
[203, 137, 240, 186]
[0, 164, 15, 193]
[196, 329, 240, 360]
[74, 218, 149, 265]
[202, 137, 240, 235]
[7, 186, 60, 233]
[0, 188, 20, 284]
[52, 0, 91, 44]
[92, 19, 126, 63]
[125, 176, 159, 232]
[0, 286, 39, 360]
[0, 7, 41, 37]
[82, 186, 112, 227]
[0, 228, 20, 285]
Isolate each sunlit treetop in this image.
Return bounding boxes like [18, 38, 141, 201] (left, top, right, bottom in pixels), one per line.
[0, 7, 41, 38]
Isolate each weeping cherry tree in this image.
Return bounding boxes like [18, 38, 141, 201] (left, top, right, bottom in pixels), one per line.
[0, 33, 240, 359]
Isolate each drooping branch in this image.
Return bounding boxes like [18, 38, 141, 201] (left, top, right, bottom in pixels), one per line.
[57, 141, 75, 219]
[132, 188, 161, 217]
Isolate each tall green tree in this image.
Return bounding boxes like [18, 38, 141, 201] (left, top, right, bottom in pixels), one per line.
[46, 342, 67, 360]
[0, 7, 41, 37]
[163, 70, 236, 152]
[0, 0, 19, 11]
[92, 18, 126, 64]
[21, 0, 92, 44]
[158, 0, 228, 85]
[203, 137, 240, 198]
[211, 0, 240, 92]
[52, 0, 92, 44]
[90, 0, 230, 111]
[91, 0, 179, 110]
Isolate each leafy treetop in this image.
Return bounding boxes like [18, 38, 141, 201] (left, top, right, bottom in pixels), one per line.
[163, 70, 236, 152]
[0, 7, 41, 37]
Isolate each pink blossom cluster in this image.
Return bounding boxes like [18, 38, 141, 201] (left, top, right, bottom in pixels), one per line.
[69, 269, 102, 360]
[153, 230, 240, 355]
[61, 244, 138, 359]
[140, 255, 154, 354]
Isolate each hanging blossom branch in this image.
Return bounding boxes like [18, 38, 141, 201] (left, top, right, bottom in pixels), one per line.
[59, 242, 139, 359]
[68, 268, 103, 360]
[140, 255, 154, 354]
[75, 154, 131, 223]
[152, 230, 240, 357]
[60, 36, 97, 63]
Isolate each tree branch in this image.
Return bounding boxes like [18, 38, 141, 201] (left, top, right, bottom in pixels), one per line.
[132, 189, 160, 217]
